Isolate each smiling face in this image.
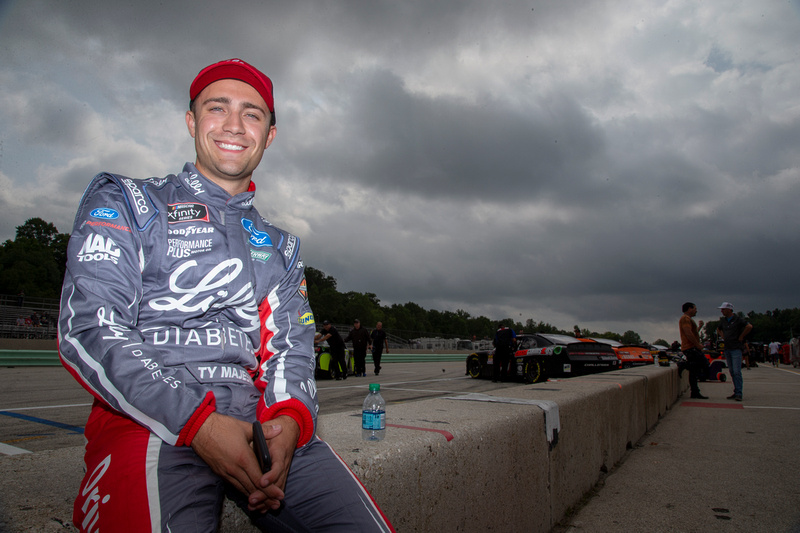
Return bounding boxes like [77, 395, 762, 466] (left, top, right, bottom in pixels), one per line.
[186, 79, 276, 195]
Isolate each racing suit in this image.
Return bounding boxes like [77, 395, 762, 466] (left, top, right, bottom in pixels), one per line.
[59, 163, 393, 532]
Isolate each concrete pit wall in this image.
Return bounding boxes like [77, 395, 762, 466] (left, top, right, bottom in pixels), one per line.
[221, 365, 685, 532]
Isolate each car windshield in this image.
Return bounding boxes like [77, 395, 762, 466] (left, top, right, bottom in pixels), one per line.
[539, 334, 581, 345]
[590, 338, 622, 347]
[516, 336, 537, 350]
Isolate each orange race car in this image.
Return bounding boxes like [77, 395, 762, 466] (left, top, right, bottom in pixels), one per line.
[583, 338, 654, 368]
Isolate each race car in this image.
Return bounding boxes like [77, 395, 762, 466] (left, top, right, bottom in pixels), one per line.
[466, 333, 620, 384]
[668, 350, 727, 382]
[585, 338, 654, 368]
[702, 350, 728, 382]
[650, 344, 672, 366]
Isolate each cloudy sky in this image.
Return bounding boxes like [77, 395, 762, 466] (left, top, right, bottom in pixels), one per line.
[1, 0, 799, 343]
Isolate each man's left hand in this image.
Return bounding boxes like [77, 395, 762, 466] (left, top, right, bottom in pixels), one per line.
[248, 415, 300, 511]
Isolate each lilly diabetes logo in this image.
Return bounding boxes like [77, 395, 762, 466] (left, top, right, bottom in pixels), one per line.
[241, 218, 273, 248]
[90, 208, 120, 220]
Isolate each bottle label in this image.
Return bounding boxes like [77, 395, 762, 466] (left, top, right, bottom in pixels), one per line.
[362, 410, 386, 430]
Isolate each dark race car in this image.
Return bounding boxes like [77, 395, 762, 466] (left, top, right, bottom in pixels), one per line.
[466, 333, 620, 383]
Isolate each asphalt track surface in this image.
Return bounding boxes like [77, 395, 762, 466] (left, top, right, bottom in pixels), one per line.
[0, 360, 500, 455]
[3, 362, 799, 532]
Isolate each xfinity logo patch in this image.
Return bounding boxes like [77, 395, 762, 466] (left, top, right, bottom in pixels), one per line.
[167, 203, 209, 224]
[241, 218, 273, 247]
[90, 208, 119, 220]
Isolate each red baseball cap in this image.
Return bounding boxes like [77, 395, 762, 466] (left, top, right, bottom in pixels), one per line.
[190, 58, 275, 116]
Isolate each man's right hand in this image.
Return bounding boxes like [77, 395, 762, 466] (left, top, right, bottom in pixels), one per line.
[190, 412, 268, 509]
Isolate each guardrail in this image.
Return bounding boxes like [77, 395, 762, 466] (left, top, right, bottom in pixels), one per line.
[0, 350, 468, 367]
[0, 350, 61, 366]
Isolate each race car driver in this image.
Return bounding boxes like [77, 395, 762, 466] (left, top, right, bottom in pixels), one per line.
[59, 58, 394, 532]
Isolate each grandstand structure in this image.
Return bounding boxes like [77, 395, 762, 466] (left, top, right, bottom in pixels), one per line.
[0, 294, 59, 340]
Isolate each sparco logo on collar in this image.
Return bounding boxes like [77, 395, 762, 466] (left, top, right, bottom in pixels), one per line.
[167, 203, 209, 224]
[284, 235, 297, 258]
[122, 179, 148, 215]
[90, 208, 119, 220]
[241, 218, 273, 247]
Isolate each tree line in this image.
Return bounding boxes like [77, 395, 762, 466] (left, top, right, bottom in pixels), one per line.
[2, 218, 798, 343]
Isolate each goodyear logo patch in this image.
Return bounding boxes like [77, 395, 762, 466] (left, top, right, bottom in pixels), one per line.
[251, 250, 272, 262]
[298, 312, 315, 326]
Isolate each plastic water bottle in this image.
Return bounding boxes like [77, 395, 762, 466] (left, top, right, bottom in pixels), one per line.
[362, 383, 386, 441]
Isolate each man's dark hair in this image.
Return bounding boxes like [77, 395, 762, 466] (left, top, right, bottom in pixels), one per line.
[682, 302, 695, 313]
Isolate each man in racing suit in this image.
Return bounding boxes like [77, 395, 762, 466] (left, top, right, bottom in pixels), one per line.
[59, 58, 394, 532]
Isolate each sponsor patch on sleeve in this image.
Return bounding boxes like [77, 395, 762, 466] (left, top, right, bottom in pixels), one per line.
[90, 208, 120, 220]
[250, 249, 272, 262]
[297, 277, 308, 301]
[298, 312, 315, 326]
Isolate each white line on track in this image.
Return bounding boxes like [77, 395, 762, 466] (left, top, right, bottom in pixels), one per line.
[378, 387, 455, 394]
[317, 375, 471, 391]
[744, 406, 800, 410]
[0, 442, 33, 455]
[0, 403, 92, 412]
[771, 367, 800, 375]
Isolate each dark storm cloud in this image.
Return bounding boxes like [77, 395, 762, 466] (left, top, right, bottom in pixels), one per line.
[285, 67, 609, 204]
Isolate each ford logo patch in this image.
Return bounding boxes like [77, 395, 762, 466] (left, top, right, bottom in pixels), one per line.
[90, 208, 120, 220]
[241, 218, 273, 247]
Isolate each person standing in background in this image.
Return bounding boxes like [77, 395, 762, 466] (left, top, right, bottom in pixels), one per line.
[768, 340, 781, 366]
[345, 319, 371, 377]
[492, 323, 516, 382]
[716, 302, 752, 402]
[679, 302, 708, 399]
[370, 321, 389, 376]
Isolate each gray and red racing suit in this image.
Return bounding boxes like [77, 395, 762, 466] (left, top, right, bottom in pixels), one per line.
[59, 163, 393, 532]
